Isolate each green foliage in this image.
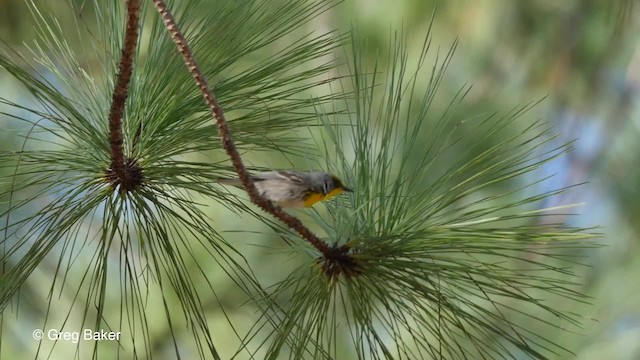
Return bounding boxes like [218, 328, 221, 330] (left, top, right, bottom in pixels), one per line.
[1, 0, 342, 358]
[252, 32, 596, 359]
[0, 1, 595, 359]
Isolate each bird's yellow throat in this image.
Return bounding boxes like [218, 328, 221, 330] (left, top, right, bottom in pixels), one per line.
[303, 188, 346, 207]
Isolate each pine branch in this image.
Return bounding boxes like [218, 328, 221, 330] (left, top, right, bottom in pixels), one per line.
[106, 0, 142, 192]
[151, 0, 333, 257]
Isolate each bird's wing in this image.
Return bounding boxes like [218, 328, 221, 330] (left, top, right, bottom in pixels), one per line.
[253, 170, 306, 184]
[217, 171, 307, 187]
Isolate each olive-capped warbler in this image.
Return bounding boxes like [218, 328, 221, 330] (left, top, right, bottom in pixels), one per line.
[216, 170, 352, 208]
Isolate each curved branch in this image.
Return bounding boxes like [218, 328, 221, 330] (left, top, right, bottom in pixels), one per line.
[151, 0, 331, 257]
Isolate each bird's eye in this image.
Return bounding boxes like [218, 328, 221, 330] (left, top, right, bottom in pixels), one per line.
[322, 181, 331, 194]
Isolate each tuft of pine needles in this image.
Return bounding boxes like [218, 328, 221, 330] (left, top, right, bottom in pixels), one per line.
[251, 29, 597, 360]
[0, 0, 343, 358]
[0, 1, 597, 359]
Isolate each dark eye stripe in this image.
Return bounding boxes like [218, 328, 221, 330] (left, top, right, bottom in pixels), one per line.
[323, 181, 332, 194]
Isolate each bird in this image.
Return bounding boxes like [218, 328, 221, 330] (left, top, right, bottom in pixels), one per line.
[216, 170, 353, 208]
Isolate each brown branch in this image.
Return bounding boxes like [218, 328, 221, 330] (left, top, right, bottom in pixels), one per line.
[150, 0, 331, 257]
[107, 0, 141, 188]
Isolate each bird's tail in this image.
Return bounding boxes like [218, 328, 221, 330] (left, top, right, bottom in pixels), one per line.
[215, 177, 243, 187]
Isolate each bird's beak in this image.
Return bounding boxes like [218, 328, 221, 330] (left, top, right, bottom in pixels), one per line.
[342, 186, 353, 192]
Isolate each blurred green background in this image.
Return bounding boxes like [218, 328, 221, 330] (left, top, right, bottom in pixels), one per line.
[1, 0, 639, 359]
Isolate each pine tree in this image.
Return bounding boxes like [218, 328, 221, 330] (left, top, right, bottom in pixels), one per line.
[0, 1, 595, 359]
